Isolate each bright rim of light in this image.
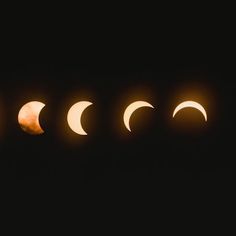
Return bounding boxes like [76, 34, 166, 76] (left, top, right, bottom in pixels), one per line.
[67, 101, 93, 135]
[123, 101, 154, 132]
[18, 101, 45, 134]
[173, 101, 207, 121]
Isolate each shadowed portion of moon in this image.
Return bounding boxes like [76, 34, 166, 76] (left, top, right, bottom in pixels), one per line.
[18, 101, 45, 135]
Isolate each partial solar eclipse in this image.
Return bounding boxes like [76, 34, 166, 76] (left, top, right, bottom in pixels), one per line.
[67, 101, 93, 135]
[18, 101, 45, 135]
[123, 101, 154, 132]
[173, 101, 207, 122]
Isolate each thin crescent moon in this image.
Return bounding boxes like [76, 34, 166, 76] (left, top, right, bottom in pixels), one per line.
[173, 101, 207, 121]
[67, 101, 93, 135]
[18, 101, 45, 135]
[124, 101, 154, 132]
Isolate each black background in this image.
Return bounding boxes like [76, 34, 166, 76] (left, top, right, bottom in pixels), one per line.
[0, 62, 233, 186]
[0, 9, 234, 193]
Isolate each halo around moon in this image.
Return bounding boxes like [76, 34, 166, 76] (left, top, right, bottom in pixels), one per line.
[18, 101, 45, 135]
[173, 101, 207, 121]
[123, 101, 154, 132]
[67, 101, 93, 135]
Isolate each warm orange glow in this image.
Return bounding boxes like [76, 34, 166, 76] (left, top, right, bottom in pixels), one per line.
[173, 101, 207, 121]
[67, 101, 93, 135]
[123, 101, 154, 132]
[18, 101, 45, 135]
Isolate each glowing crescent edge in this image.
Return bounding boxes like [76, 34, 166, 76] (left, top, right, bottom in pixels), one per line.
[67, 101, 93, 135]
[173, 101, 207, 121]
[123, 101, 154, 132]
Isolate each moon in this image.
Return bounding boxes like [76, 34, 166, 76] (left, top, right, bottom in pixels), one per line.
[18, 101, 45, 135]
[173, 101, 207, 121]
[67, 101, 93, 135]
[123, 101, 154, 132]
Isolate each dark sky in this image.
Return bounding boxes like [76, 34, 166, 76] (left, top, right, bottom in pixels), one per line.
[0, 61, 233, 186]
[0, 13, 234, 188]
[0, 8, 235, 233]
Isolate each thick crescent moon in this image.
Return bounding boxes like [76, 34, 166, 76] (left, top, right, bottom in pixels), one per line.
[18, 101, 45, 135]
[67, 101, 93, 135]
[124, 101, 154, 132]
[173, 101, 207, 121]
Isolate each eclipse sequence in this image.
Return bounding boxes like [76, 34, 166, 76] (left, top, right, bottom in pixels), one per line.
[12, 100, 208, 136]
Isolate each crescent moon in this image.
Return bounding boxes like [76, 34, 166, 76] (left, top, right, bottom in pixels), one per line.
[18, 101, 45, 135]
[67, 101, 93, 135]
[173, 101, 207, 121]
[124, 101, 154, 132]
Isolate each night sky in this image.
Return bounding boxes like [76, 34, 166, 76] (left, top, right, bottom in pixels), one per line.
[0, 7, 235, 234]
[0, 61, 233, 187]
[0, 12, 234, 190]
